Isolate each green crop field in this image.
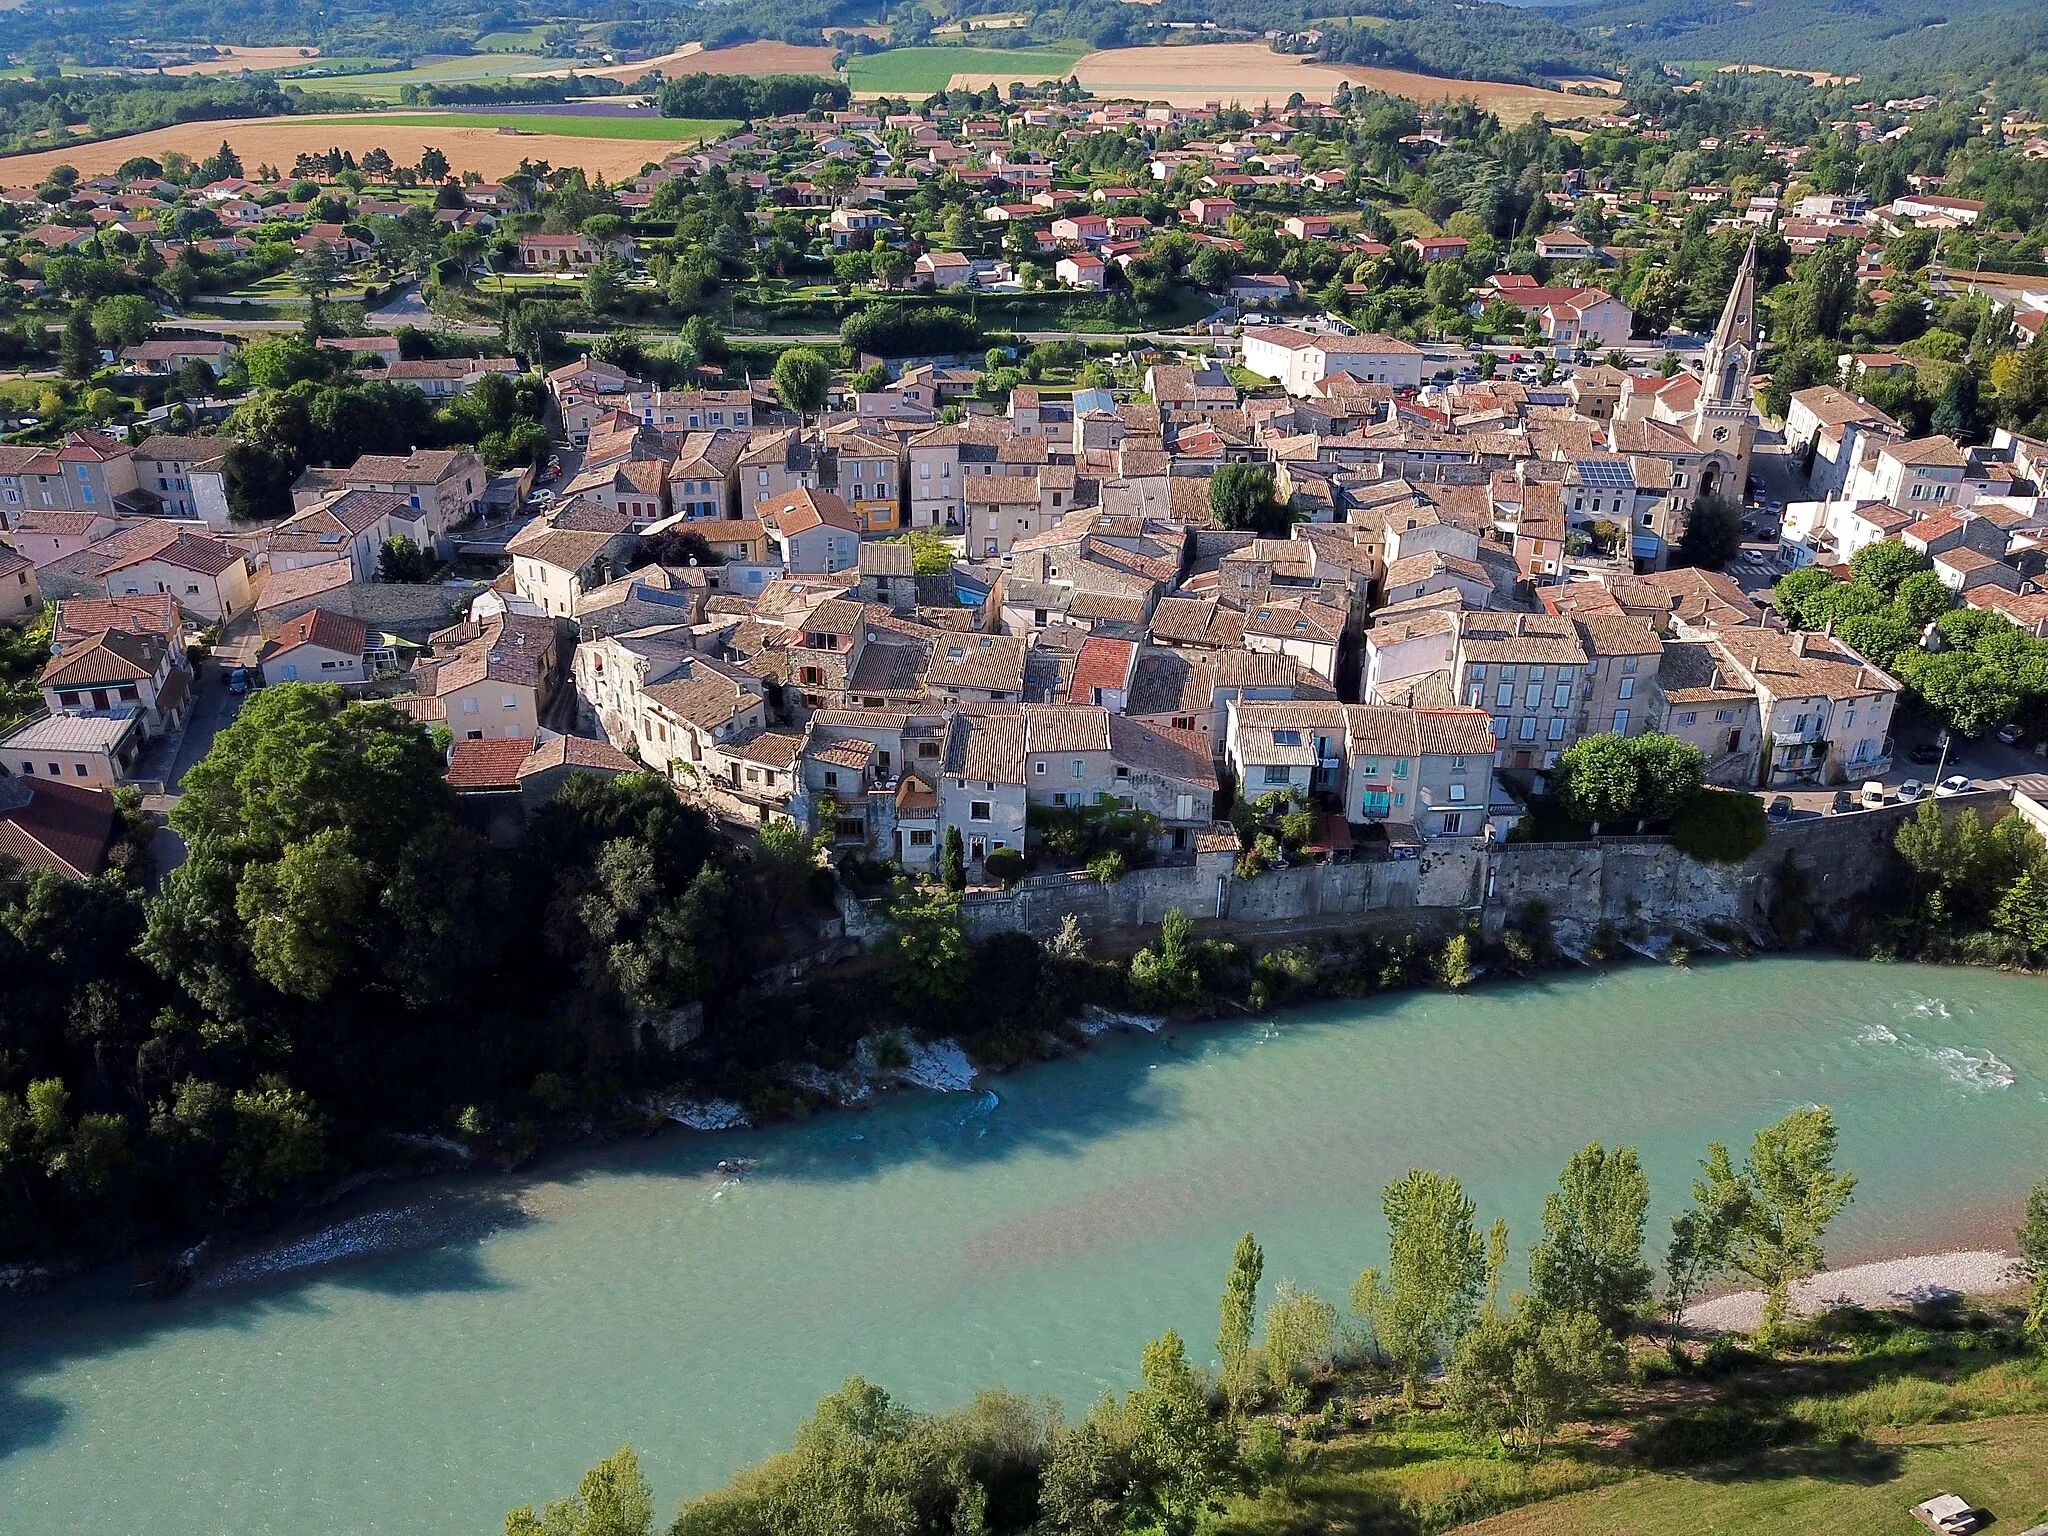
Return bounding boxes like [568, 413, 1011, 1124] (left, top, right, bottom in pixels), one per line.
[296, 112, 736, 141]
[846, 42, 1089, 94]
[294, 55, 593, 99]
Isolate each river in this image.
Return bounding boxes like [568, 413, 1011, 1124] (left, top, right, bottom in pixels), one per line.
[2, 956, 2045, 1534]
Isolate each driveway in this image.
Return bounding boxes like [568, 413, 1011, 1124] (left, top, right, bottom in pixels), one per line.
[142, 665, 243, 885]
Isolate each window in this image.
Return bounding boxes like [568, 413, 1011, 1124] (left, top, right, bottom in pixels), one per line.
[466, 730, 483, 740]
[1496, 681, 1514, 708]
[1552, 682, 1571, 709]
[74, 764, 87, 777]
[1271, 729, 1300, 746]
[1071, 759, 1084, 779]
[1618, 677, 1634, 701]
[1677, 711, 1698, 727]
[1468, 684, 1484, 708]
[1524, 683, 1541, 709]
[502, 694, 517, 710]
[1393, 759, 1408, 778]
[1448, 783, 1467, 802]
[1844, 708, 1857, 729]
[1052, 792, 1068, 806]
[824, 770, 839, 788]
[1500, 666, 1517, 681]
[1469, 666, 1486, 682]
[1490, 715, 1508, 740]
[17, 761, 30, 773]
[1612, 709, 1630, 733]
[970, 800, 992, 821]
[1262, 765, 1291, 785]
[1715, 708, 1733, 722]
[1394, 791, 1406, 807]
[909, 829, 933, 846]
[1547, 717, 1567, 741]
[1622, 657, 1638, 674]
[1518, 716, 1537, 740]
[1034, 760, 1047, 775]
[59, 691, 78, 707]
[463, 698, 479, 714]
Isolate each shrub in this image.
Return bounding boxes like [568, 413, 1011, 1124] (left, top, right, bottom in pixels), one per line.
[1670, 787, 1769, 864]
[983, 846, 1027, 887]
[1088, 851, 1128, 885]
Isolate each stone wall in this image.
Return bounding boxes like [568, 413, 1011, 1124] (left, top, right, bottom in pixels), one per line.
[1484, 789, 2014, 947]
[842, 790, 2018, 955]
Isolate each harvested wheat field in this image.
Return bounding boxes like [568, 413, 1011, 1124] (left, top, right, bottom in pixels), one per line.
[0, 114, 681, 183]
[161, 46, 322, 77]
[957, 42, 1573, 123]
[527, 40, 839, 83]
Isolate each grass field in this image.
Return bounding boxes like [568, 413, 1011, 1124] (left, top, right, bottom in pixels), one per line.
[1463, 1415, 2048, 1536]
[846, 42, 1089, 95]
[294, 54, 591, 100]
[524, 40, 841, 84]
[297, 112, 736, 141]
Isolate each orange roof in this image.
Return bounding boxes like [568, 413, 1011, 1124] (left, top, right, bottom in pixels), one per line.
[445, 738, 532, 790]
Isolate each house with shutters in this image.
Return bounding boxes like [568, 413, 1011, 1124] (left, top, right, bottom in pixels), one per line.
[259, 608, 371, 687]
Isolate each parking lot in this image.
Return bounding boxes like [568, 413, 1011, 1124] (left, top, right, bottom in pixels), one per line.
[1754, 725, 2043, 820]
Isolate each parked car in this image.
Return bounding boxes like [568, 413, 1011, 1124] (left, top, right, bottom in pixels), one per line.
[226, 666, 249, 695]
[1997, 723, 2025, 746]
[1861, 780, 1886, 809]
[1829, 789, 1854, 815]
[1899, 779, 1926, 801]
[1935, 775, 1974, 798]
[1765, 499, 1783, 516]
[1909, 743, 1942, 765]
[1767, 795, 1794, 822]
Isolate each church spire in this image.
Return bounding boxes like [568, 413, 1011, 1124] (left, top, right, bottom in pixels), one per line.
[1702, 235, 1759, 409]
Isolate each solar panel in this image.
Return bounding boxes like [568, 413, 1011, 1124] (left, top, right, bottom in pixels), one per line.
[1527, 391, 1571, 406]
[1573, 459, 1635, 489]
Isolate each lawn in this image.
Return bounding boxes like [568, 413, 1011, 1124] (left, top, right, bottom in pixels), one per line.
[846, 42, 1089, 95]
[298, 55, 590, 99]
[1464, 1415, 2048, 1535]
[296, 112, 737, 141]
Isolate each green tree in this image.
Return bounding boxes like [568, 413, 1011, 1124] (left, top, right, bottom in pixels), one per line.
[1664, 1107, 1856, 1346]
[1262, 1281, 1337, 1398]
[60, 308, 96, 381]
[1129, 907, 1202, 1008]
[1770, 566, 1841, 629]
[1217, 1230, 1263, 1406]
[939, 823, 966, 892]
[1895, 649, 2019, 739]
[1208, 463, 1290, 536]
[753, 819, 824, 923]
[580, 261, 622, 315]
[1125, 1329, 1237, 1536]
[90, 293, 156, 349]
[1895, 568, 1955, 628]
[505, 1444, 653, 1536]
[2020, 1175, 2048, 1342]
[885, 887, 972, 1017]
[1444, 1299, 1619, 1456]
[1529, 1142, 1652, 1337]
[1847, 539, 1930, 597]
[293, 238, 343, 301]
[772, 346, 832, 422]
[378, 535, 430, 583]
[1353, 1168, 1486, 1403]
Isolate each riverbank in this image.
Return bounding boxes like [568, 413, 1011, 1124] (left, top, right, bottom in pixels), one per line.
[1685, 1249, 2027, 1332]
[4, 957, 2044, 1535]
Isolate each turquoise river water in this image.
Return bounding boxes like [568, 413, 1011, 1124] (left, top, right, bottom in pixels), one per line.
[3, 956, 2047, 1534]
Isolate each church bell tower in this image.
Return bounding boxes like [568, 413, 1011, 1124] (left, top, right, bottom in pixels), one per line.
[1690, 234, 1759, 500]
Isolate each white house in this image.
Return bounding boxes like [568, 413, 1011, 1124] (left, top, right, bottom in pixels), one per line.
[1239, 325, 1423, 396]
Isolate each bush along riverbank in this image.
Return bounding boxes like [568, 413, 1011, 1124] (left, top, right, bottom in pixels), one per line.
[505, 1128, 2048, 1536]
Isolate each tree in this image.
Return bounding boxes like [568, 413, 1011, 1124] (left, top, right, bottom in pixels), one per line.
[2019, 1175, 2048, 1342]
[885, 887, 972, 1018]
[1529, 1143, 1651, 1337]
[1895, 650, 2019, 739]
[1553, 732, 1703, 832]
[580, 261, 622, 315]
[1129, 907, 1203, 1008]
[293, 239, 343, 301]
[1217, 1230, 1263, 1403]
[772, 346, 831, 422]
[60, 308, 96, 381]
[1262, 1282, 1337, 1398]
[1662, 1107, 1856, 1345]
[1669, 787, 1768, 864]
[417, 147, 449, 182]
[939, 823, 966, 891]
[1353, 1169, 1486, 1403]
[90, 294, 156, 349]
[505, 1444, 653, 1536]
[379, 535, 431, 583]
[1848, 539, 1929, 598]
[1895, 568, 1954, 628]
[1445, 1299, 1619, 1456]
[1673, 493, 1742, 570]
[1124, 1330, 1237, 1536]
[1208, 463, 1290, 537]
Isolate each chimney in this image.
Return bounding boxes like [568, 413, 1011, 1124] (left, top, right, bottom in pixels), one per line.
[1792, 631, 1809, 656]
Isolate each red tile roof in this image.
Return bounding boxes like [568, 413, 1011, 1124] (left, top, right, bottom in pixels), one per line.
[445, 738, 532, 790]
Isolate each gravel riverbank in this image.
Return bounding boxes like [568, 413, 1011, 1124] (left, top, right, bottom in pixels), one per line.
[1684, 1249, 2026, 1331]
